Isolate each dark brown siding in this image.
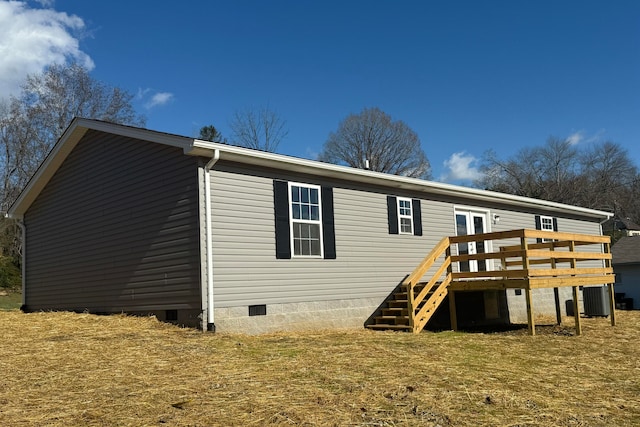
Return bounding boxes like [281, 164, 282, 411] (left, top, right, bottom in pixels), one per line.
[23, 130, 201, 314]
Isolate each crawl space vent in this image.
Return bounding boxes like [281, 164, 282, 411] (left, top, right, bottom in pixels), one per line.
[249, 304, 267, 316]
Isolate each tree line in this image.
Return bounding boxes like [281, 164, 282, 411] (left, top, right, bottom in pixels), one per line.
[1, 62, 637, 288]
[477, 137, 640, 225]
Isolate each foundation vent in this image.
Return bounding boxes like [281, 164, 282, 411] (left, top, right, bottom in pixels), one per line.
[249, 304, 267, 316]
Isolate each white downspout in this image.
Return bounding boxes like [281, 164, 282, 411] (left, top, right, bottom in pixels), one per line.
[16, 219, 26, 308]
[204, 149, 220, 331]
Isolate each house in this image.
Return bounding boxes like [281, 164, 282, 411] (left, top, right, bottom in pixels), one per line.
[602, 216, 640, 238]
[611, 236, 640, 309]
[6, 118, 613, 333]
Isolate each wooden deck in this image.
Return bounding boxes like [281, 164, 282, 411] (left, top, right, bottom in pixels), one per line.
[367, 229, 615, 335]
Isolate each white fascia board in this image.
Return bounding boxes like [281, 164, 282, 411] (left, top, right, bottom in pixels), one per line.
[188, 139, 612, 220]
[7, 118, 193, 219]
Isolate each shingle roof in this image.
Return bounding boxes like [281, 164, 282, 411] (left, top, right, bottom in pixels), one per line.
[603, 216, 640, 232]
[618, 217, 640, 231]
[611, 236, 640, 265]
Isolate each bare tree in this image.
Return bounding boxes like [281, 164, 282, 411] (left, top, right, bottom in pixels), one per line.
[478, 147, 544, 198]
[478, 137, 583, 204]
[198, 125, 226, 143]
[20, 63, 144, 146]
[477, 137, 640, 223]
[579, 141, 638, 216]
[228, 105, 288, 152]
[319, 107, 431, 179]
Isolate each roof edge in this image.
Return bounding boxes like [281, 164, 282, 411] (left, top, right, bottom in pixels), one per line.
[7, 118, 194, 218]
[189, 140, 612, 220]
[6, 119, 613, 221]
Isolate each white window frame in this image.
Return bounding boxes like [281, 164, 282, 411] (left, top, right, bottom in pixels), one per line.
[397, 197, 413, 235]
[288, 182, 323, 258]
[540, 215, 554, 242]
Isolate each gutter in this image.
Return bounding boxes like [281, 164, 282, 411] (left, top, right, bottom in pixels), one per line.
[188, 140, 612, 220]
[204, 149, 220, 332]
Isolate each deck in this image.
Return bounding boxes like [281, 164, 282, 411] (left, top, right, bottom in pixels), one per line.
[367, 229, 615, 335]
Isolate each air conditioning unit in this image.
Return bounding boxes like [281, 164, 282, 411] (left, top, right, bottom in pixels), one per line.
[583, 286, 610, 317]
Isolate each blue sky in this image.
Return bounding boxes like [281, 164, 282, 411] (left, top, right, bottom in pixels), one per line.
[1, 1, 639, 183]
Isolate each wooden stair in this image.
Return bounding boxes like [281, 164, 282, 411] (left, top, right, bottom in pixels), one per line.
[367, 283, 446, 331]
[366, 230, 615, 335]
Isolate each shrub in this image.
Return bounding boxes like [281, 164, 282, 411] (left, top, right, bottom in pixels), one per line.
[0, 257, 21, 290]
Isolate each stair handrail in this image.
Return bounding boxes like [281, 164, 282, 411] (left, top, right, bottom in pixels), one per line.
[403, 236, 451, 333]
[403, 236, 451, 287]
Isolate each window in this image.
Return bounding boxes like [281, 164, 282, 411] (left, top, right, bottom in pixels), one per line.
[273, 180, 336, 260]
[289, 183, 322, 257]
[387, 196, 422, 236]
[535, 215, 558, 243]
[398, 198, 413, 234]
[540, 216, 554, 232]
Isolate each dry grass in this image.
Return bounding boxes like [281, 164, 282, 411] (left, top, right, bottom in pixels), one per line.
[0, 311, 639, 426]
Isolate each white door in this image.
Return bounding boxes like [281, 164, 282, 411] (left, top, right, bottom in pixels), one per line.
[454, 210, 489, 273]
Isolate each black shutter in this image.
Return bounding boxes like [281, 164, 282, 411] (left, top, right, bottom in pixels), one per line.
[412, 199, 422, 236]
[552, 217, 558, 232]
[273, 180, 291, 259]
[387, 196, 398, 234]
[534, 215, 542, 243]
[321, 186, 336, 259]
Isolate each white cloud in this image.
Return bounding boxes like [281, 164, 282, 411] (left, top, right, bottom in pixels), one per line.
[566, 129, 607, 146]
[0, 1, 93, 98]
[566, 131, 584, 145]
[142, 91, 174, 109]
[440, 151, 483, 183]
[34, 0, 55, 7]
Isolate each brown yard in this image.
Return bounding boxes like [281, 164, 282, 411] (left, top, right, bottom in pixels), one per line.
[0, 309, 638, 426]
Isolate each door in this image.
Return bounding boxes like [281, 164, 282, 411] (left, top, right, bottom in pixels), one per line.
[454, 210, 489, 272]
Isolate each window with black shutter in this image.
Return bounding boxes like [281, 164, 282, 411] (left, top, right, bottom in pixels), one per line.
[273, 180, 336, 259]
[387, 196, 422, 236]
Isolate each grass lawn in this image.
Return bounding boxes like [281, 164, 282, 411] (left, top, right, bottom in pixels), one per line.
[0, 291, 21, 310]
[0, 310, 638, 426]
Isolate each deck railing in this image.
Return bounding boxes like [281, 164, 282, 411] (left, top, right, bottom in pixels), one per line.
[448, 229, 614, 289]
[403, 229, 615, 335]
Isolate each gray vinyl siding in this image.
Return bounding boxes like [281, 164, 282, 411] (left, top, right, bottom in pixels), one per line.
[613, 264, 640, 307]
[208, 163, 607, 308]
[488, 206, 604, 268]
[23, 130, 201, 313]
[209, 165, 445, 307]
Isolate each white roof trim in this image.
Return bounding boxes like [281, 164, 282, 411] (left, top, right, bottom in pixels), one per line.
[188, 139, 612, 220]
[7, 119, 612, 220]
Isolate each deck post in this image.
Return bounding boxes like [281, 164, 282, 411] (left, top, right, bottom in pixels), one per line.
[603, 241, 616, 327]
[553, 288, 562, 325]
[448, 291, 458, 331]
[608, 283, 616, 327]
[525, 287, 535, 336]
[407, 281, 416, 333]
[572, 286, 582, 335]
[550, 243, 561, 325]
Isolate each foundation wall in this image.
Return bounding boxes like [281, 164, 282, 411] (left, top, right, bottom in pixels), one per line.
[213, 297, 382, 334]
